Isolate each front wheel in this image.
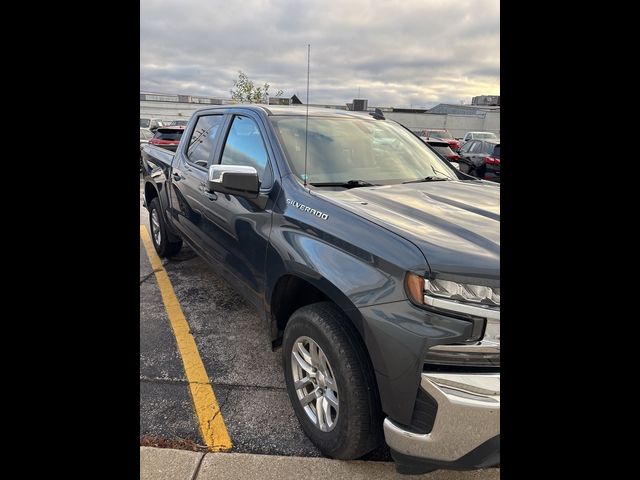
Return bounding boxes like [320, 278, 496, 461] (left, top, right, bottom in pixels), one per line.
[283, 302, 383, 459]
[148, 197, 182, 257]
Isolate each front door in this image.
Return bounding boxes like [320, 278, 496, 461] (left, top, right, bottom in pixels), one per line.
[197, 112, 278, 310]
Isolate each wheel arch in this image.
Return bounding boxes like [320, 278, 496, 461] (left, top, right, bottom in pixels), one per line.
[268, 271, 367, 345]
[144, 181, 159, 208]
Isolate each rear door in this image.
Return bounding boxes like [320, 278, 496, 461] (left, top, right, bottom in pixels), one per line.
[168, 112, 227, 262]
[196, 110, 278, 309]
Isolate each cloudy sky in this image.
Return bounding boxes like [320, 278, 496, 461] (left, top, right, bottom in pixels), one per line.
[140, 0, 499, 108]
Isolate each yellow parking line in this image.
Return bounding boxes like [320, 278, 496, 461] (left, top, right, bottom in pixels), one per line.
[140, 225, 232, 452]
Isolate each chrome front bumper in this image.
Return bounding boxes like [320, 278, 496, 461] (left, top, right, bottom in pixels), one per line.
[383, 372, 500, 463]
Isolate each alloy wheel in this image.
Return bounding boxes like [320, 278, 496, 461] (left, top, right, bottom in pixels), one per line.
[291, 336, 339, 432]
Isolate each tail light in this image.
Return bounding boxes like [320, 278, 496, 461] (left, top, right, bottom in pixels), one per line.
[448, 154, 460, 161]
[485, 156, 500, 165]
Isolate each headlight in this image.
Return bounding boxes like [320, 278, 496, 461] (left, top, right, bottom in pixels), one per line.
[405, 273, 500, 320]
[425, 279, 500, 306]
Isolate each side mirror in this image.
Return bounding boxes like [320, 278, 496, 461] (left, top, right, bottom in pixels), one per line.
[208, 165, 260, 199]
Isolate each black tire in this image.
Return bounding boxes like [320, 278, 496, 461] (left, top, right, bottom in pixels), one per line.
[148, 197, 182, 257]
[283, 301, 383, 459]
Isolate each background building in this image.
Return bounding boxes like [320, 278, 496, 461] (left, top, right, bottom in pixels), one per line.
[471, 95, 500, 106]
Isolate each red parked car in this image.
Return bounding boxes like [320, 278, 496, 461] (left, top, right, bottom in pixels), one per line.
[148, 126, 185, 152]
[421, 138, 461, 166]
[418, 129, 461, 152]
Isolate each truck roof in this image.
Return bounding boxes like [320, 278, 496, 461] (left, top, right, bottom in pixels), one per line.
[191, 104, 378, 118]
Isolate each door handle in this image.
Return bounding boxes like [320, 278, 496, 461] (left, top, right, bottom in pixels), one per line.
[172, 172, 182, 181]
[199, 184, 217, 201]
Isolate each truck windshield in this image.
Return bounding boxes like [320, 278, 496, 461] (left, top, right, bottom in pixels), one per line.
[270, 117, 457, 185]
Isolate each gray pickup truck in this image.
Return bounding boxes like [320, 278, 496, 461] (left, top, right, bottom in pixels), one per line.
[141, 105, 500, 474]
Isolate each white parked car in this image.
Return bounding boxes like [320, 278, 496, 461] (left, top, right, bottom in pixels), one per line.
[461, 131, 499, 145]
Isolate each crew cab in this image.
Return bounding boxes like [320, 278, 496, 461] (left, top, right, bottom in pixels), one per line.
[141, 105, 500, 474]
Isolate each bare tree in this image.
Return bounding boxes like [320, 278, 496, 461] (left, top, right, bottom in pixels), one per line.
[230, 70, 283, 104]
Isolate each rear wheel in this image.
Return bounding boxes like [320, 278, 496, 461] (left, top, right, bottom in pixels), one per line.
[283, 302, 383, 459]
[148, 197, 182, 257]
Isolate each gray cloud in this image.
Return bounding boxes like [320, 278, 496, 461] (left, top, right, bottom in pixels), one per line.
[141, 0, 499, 107]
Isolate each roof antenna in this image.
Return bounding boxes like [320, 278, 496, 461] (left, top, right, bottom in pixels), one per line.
[303, 44, 310, 187]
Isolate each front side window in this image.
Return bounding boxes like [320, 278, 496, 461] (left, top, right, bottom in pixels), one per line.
[270, 116, 458, 184]
[220, 116, 270, 182]
[140, 118, 150, 128]
[187, 115, 224, 167]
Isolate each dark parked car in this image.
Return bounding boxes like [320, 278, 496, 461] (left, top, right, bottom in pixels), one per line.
[458, 139, 500, 182]
[148, 126, 185, 152]
[142, 105, 499, 474]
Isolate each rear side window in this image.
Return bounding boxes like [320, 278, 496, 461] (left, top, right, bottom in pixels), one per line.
[492, 145, 500, 158]
[154, 129, 183, 141]
[187, 115, 224, 167]
[220, 115, 271, 185]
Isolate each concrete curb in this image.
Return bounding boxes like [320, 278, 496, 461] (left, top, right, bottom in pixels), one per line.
[140, 447, 500, 480]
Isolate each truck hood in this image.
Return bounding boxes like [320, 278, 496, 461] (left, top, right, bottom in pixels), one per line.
[315, 180, 500, 283]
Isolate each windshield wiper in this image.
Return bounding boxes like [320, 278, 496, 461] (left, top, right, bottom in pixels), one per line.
[402, 176, 450, 184]
[309, 180, 378, 188]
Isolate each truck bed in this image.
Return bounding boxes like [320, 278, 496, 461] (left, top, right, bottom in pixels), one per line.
[141, 143, 175, 169]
